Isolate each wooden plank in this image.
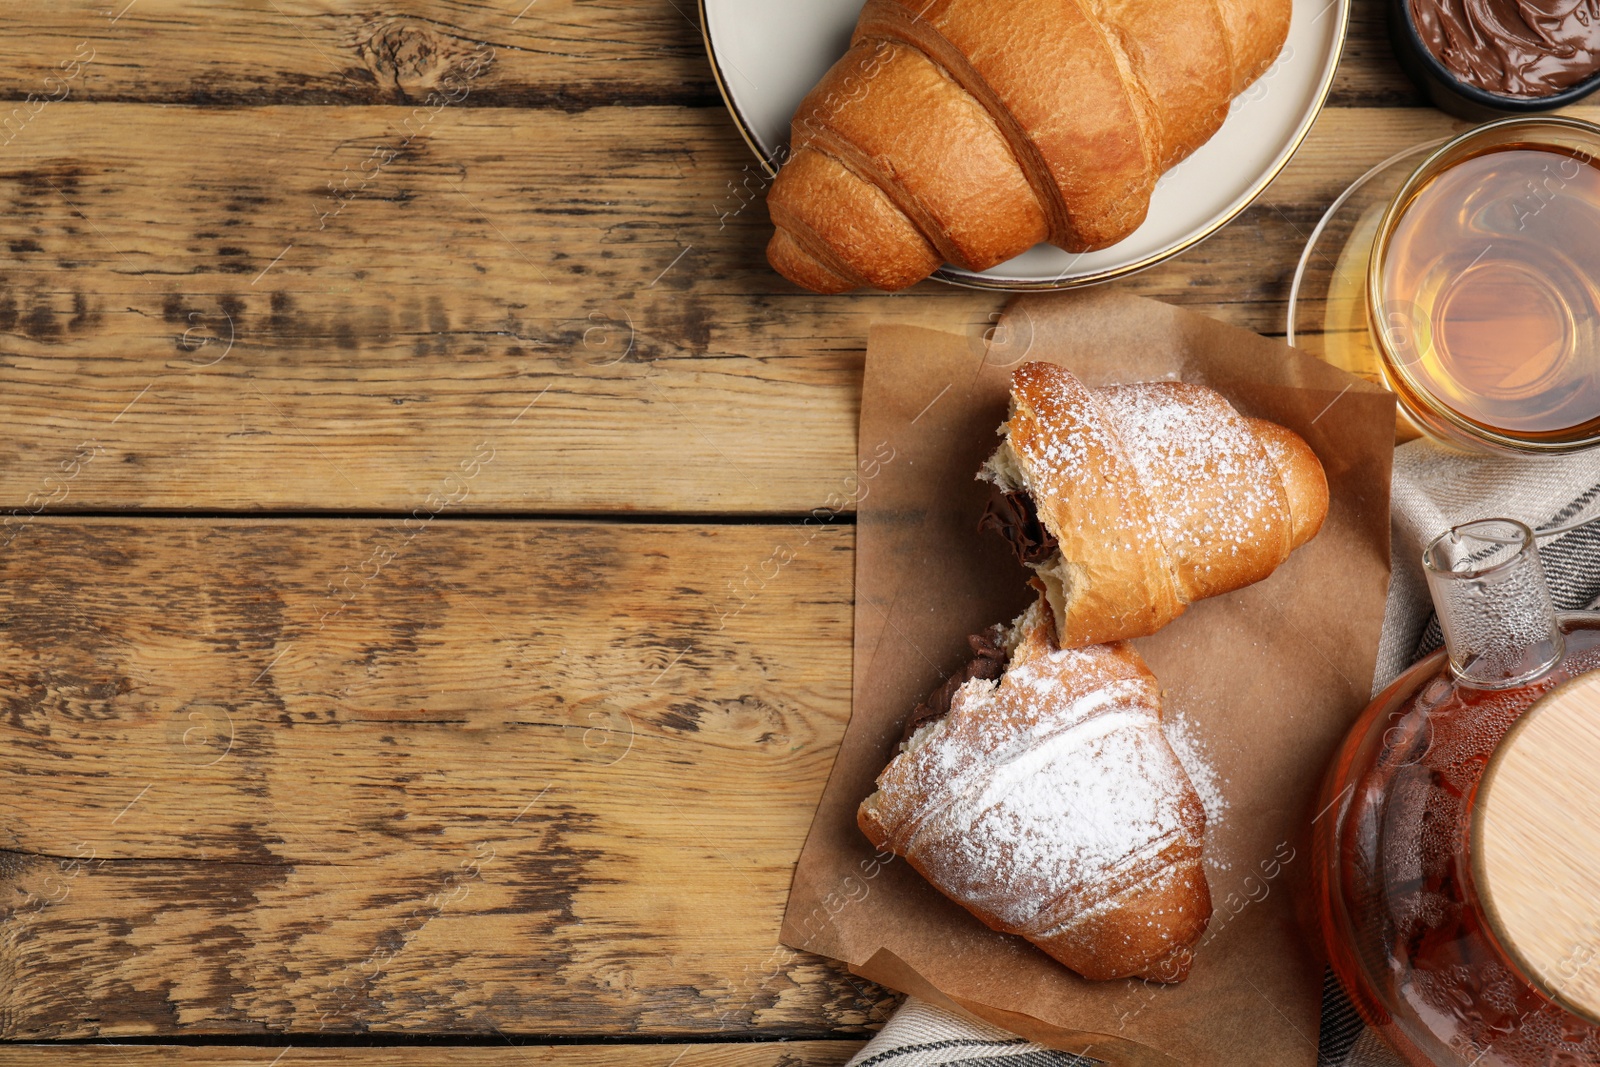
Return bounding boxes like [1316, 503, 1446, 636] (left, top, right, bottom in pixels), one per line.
[0, 1044, 866, 1065]
[0, 101, 1507, 517]
[0, 102, 993, 517]
[0, 518, 900, 1039]
[0, 0, 1414, 109]
[0, 1, 716, 108]
[1331, 1, 1425, 107]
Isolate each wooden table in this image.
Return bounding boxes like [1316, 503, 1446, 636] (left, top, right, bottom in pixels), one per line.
[0, 2, 1568, 1063]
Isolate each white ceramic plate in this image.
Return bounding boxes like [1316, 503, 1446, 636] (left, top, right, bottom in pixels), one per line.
[700, 0, 1350, 289]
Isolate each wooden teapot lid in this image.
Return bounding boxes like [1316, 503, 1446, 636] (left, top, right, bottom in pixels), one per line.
[1474, 670, 1600, 1024]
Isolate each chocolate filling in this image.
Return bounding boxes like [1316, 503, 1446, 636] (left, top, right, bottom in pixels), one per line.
[979, 488, 1058, 566]
[901, 627, 1008, 743]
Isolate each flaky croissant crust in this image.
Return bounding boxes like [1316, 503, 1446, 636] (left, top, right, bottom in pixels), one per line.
[766, 0, 1293, 293]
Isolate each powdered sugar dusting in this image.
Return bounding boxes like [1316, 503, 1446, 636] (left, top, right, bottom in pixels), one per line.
[1094, 383, 1285, 596]
[1006, 368, 1124, 541]
[1163, 707, 1229, 831]
[895, 647, 1200, 935]
[1003, 371, 1292, 617]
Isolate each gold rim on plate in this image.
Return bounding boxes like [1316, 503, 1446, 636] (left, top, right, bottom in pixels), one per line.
[696, 0, 1351, 291]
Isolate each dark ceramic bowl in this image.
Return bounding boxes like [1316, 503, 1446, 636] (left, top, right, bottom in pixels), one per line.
[1389, 0, 1600, 120]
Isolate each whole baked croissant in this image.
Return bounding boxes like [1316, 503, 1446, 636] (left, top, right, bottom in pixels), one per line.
[980, 362, 1328, 648]
[859, 598, 1211, 982]
[765, 0, 1293, 293]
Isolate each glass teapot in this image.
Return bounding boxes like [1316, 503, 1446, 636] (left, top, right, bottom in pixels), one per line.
[1315, 518, 1600, 1067]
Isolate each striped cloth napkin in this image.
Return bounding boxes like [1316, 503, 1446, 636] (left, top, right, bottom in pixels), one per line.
[845, 438, 1600, 1067]
[843, 997, 1102, 1066]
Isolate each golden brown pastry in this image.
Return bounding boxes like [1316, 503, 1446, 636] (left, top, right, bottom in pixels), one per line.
[979, 362, 1327, 648]
[765, 0, 1293, 293]
[859, 598, 1211, 982]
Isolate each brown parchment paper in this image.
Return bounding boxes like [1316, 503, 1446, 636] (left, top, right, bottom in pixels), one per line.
[782, 290, 1397, 1067]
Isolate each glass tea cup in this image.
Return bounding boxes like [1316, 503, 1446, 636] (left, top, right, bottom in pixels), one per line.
[1365, 116, 1600, 454]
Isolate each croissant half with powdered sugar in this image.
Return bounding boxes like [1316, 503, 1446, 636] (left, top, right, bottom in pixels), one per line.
[979, 362, 1329, 649]
[858, 598, 1211, 982]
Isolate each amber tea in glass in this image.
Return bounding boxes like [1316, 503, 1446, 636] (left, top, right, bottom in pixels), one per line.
[1369, 118, 1600, 453]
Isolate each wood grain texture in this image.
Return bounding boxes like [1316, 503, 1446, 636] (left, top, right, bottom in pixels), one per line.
[1476, 672, 1600, 1021]
[0, 99, 1523, 517]
[0, 0, 1512, 1049]
[0, 519, 901, 1039]
[0, 0, 1413, 109]
[0, 0, 718, 108]
[0, 101, 990, 516]
[0, 1043, 865, 1065]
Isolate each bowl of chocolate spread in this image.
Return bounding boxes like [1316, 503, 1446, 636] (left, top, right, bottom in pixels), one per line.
[1394, 0, 1600, 118]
